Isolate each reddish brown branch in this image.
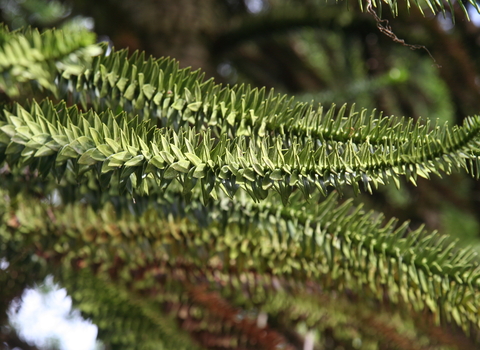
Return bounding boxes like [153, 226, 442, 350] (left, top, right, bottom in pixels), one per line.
[187, 284, 296, 350]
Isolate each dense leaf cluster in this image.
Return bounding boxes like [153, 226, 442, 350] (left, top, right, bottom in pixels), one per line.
[1, 22, 480, 349]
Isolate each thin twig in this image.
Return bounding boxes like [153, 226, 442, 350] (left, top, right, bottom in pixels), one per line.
[366, 0, 440, 67]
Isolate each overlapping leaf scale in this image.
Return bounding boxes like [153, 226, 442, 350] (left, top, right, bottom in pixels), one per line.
[55, 49, 480, 189]
[59, 239, 473, 349]
[1, 28, 480, 199]
[2, 100, 480, 201]
[250, 193, 480, 330]
[0, 27, 474, 161]
[4, 187, 480, 331]
[57, 50, 451, 148]
[1, 22, 470, 152]
[0, 26, 102, 97]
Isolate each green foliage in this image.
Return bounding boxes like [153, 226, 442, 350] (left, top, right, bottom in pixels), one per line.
[1, 16, 480, 350]
[4, 186, 480, 328]
[0, 25, 101, 97]
[2, 60, 480, 203]
[61, 269, 201, 350]
[361, 0, 478, 18]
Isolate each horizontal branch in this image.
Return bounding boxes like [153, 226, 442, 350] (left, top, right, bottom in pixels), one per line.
[2, 189, 479, 332]
[1, 101, 480, 203]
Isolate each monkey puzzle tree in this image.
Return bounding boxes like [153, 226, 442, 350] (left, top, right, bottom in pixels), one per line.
[2, 0, 480, 349]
